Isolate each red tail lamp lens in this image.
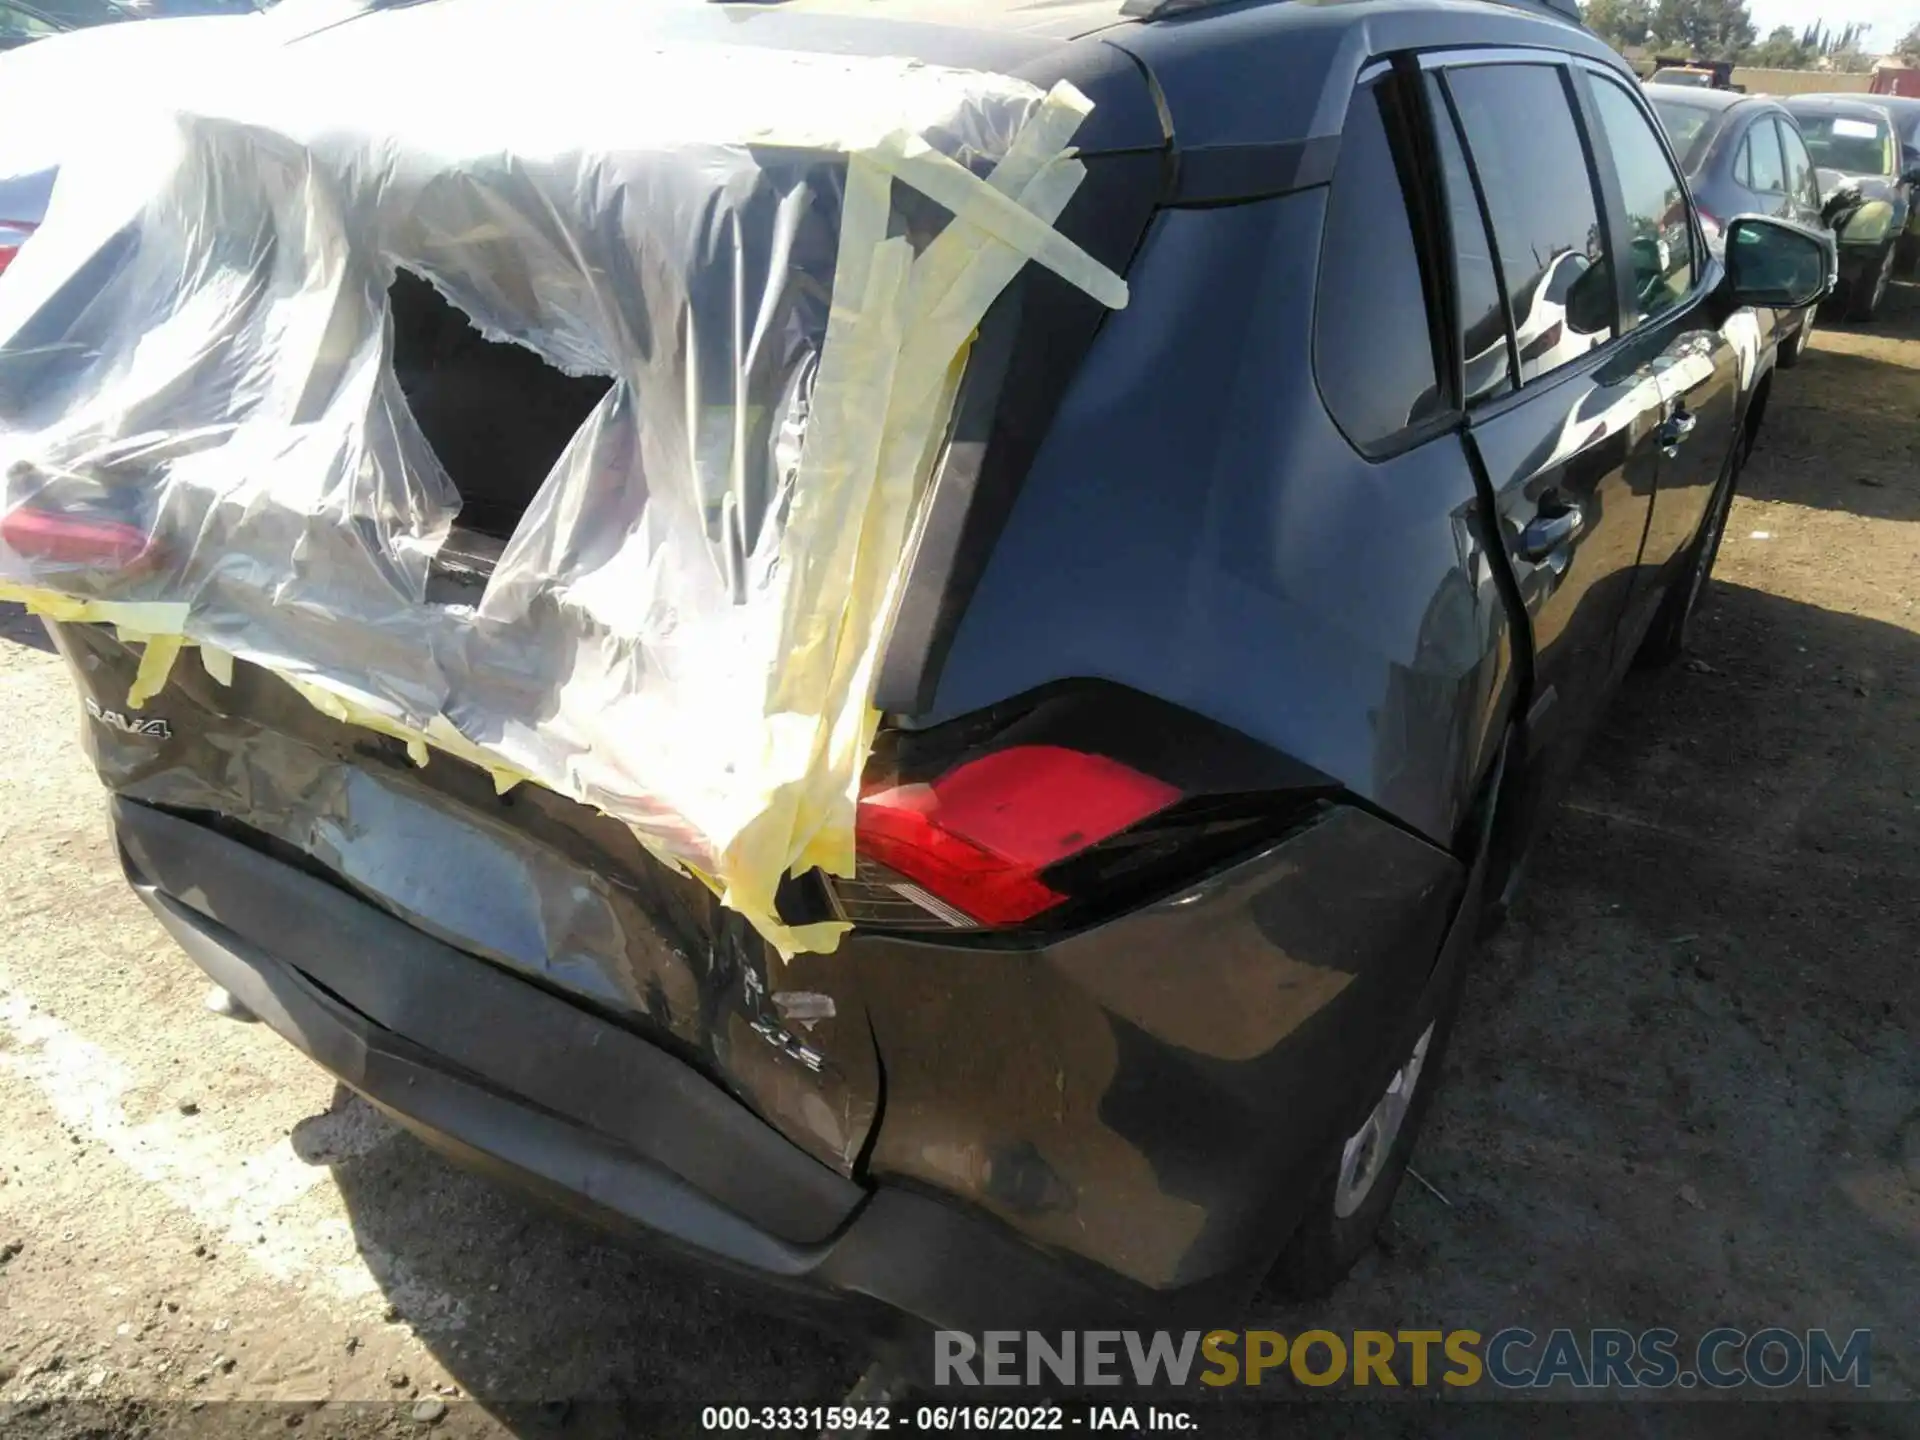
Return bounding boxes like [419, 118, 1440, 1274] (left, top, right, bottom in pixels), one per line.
[0, 222, 36, 277]
[856, 745, 1182, 926]
[1, 507, 155, 569]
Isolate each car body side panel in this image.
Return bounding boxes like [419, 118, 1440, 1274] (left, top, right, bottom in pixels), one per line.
[1640, 310, 1744, 591]
[928, 192, 1512, 851]
[1466, 337, 1663, 766]
[850, 802, 1463, 1289]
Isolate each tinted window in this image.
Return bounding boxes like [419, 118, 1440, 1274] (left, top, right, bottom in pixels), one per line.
[1590, 77, 1696, 325]
[1777, 119, 1818, 209]
[1315, 80, 1443, 452]
[1741, 118, 1786, 193]
[1428, 76, 1513, 404]
[1650, 98, 1716, 173]
[1445, 64, 1613, 384]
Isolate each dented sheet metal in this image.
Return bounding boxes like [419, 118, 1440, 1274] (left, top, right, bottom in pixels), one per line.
[0, 0, 1125, 954]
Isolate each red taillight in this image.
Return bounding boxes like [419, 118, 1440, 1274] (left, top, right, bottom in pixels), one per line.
[0, 507, 154, 569]
[855, 745, 1182, 926]
[0, 221, 36, 278]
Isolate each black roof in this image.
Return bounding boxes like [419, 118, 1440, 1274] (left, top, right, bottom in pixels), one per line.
[1098, 0, 1617, 151]
[687, 0, 1616, 153]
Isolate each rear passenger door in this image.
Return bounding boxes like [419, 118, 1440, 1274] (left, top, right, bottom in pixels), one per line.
[1427, 58, 1664, 798]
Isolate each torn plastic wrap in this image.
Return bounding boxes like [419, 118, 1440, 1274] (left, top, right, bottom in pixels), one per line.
[0, 1, 1127, 955]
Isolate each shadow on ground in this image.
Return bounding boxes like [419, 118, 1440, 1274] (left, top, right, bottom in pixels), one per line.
[290, 572, 1916, 1434]
[1742, 277, 1920, 522]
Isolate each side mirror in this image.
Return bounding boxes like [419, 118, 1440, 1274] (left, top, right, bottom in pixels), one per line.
[1564, 257, 1615, 335]
[1721, 215, 1834, 310]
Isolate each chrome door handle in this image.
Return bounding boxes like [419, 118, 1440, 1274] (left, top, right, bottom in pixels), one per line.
[1657, 408, 1697, 455]
[1518, 504, 1586, 562]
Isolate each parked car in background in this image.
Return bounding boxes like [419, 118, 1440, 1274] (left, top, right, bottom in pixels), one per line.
[1646, 55, 1738, 90]
[0, 0, 258, 50]
[3, 0, 1833, 1343]
[1819, 92, 1920, 274]
[1646, 83, 1827, 365]
[1780, 94, 1920, 320]
[0, 0, 305, 275]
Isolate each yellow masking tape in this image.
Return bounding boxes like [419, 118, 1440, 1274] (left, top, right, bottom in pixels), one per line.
[127, 633, 184, 709]
[878, 137, 1127, 309]
[707, 83, 1126, 957]
[2, 81, 1121, 962]
[0, 584, 189, 635]
[785, 154, 1087, 884]
[0, 584, 197, 708]
[725, 234, 915, 957]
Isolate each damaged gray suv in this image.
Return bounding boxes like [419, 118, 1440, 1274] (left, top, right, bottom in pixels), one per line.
[0, 0, 1831, 1362]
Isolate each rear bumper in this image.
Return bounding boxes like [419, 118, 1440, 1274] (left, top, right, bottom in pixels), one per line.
[112, 796, 1175, 1348]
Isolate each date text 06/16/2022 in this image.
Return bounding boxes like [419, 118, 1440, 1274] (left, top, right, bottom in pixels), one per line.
[700, 1405, 1194, 1431]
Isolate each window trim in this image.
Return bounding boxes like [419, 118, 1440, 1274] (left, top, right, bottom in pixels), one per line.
[1775, 116, 1819, 210]
[1406, 50, 1720, 424]
[1740, 115, 1788, 196]
[1425, 71, 1519, 407]
[1572, 64, 1713, 334]
[1427, 54, 1623, 395]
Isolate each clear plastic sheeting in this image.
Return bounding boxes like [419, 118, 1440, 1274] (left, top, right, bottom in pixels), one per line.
[0, 0, 1126, 955]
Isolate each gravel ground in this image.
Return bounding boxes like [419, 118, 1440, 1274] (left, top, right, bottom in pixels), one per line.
[2, 283, 1917, 1438]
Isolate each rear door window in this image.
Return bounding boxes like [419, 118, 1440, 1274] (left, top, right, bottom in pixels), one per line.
[1314, 77, 1445, 453]
[1649, 98, 1716, 173]
[1443, 63, 1614, 385]
[1776, 119, 1819, 210]
[1740, 118, 1787, 194]
[1588, 76, 1697, 325]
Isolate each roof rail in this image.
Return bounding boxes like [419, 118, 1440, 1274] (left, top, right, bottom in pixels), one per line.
[1122, 0, 1586, 23]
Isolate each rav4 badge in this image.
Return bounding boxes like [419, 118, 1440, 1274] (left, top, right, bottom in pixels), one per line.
[85, 696, 172, 740]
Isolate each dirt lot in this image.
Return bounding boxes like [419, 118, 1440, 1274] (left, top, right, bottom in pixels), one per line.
[2, 283, 1917, 1439]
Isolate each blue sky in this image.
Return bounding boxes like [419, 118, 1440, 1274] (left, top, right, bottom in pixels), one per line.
[1747, 0, 1913, 50]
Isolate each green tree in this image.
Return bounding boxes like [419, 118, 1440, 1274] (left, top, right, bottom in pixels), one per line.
[1896, 21, 1920, 61]
[1827, 41, 1874, 74]
[1798, 20, 1869, 60]
[1744, 25, 1812, 68]
[1583, 0, 1652, 49]
[1649, 0, 1756, 57]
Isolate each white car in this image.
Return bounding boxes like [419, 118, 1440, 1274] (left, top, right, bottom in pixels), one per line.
[0, 0, 389, 275]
